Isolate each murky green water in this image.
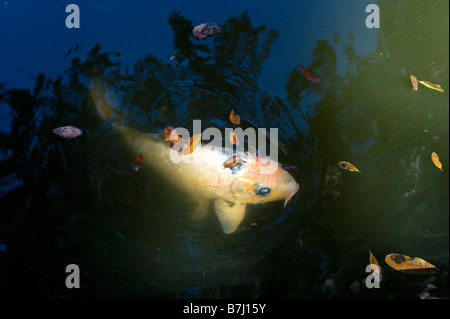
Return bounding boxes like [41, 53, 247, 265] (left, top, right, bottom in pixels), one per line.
[0, 0, 448, 299]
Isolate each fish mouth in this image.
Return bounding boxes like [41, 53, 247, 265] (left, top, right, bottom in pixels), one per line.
[284, 183, 299, 208]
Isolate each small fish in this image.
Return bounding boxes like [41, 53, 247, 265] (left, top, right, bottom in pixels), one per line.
[431, 152, 443, 171]
[229, 108, 241, 125]
[192, 22, 222, 40]
[337, 161, 361, 173]
[299, 66, 321, 83]
[132, 153, 144, 172]
[52, 126, 82, 138]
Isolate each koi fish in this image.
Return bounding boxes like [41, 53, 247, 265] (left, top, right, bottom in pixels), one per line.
[90, 81, 299, 234]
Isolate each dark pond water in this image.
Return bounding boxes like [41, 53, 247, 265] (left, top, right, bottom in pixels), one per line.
[0, 0, 448, 299]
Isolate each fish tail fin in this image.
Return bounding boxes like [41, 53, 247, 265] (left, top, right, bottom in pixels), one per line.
[90, 79, 123, 127]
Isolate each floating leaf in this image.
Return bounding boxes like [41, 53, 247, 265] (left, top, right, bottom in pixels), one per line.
[229, 131, 239, 145]
[410, 74, 418, 91]
[164, 126, 182, 148]
[369, 251, 383, 282]
[192, 22, 222, 40]
[229, 108, 241, 125]
[132, 153, 143, 172]
[299, 66, 321, 83]
[223, 155, 245, 169]
[182, 133, 202, 155]
[385, 253, 438, 274]
[337, 161, 361, 173]
[431, 152, 443, 171]
[52, 126, 82, 139]
[418, 80, 444, 93]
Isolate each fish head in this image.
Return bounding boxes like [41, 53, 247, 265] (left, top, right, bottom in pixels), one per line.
[229, 155, 299, 206]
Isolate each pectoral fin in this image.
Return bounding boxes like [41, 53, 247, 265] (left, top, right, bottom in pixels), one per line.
[214, 199, 247, 234]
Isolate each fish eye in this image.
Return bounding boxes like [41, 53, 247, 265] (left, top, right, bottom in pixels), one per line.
[256, 187, 271, 196]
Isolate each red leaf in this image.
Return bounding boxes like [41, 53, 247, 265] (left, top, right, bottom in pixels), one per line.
[299, 66, 321, 83]
[132, 153, 143, 172]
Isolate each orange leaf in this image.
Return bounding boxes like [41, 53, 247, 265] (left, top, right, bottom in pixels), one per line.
[223, 156, 246, 175]
[385, 253, 438, 274]
[223, 155, 245, 169]
[431, 152, 443, 171]
[229, 109, 241, 125]
[164, 126, 182, 147]
[182, 133, 202, 155]
[132, 153, 143, 172]
[229, 131, 239, 145]
[410, 74, 418, 91]
[418, 80, 444, 93]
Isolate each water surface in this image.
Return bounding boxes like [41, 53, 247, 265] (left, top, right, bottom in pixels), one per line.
[0, 0, 448, 298]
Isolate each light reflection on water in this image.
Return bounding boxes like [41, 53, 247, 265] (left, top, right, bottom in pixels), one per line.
[0, 0, 448, 298]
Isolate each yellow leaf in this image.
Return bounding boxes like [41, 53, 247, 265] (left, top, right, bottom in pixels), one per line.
[418, 80, 444, 92]
[431, 152, 443, 171]
[337, 161, 361, 173]
[369, 251, 383, 282]
[385, 253, 438, 274]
